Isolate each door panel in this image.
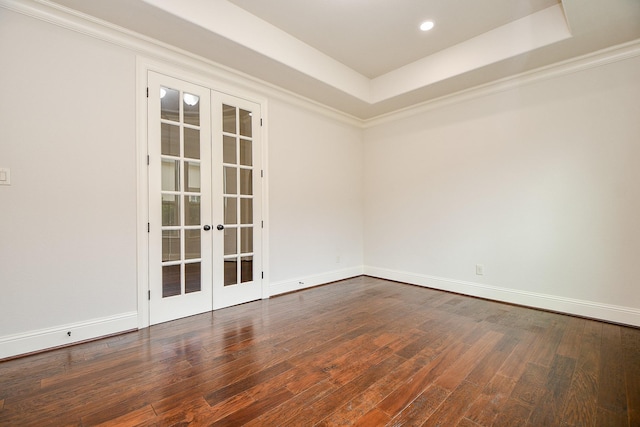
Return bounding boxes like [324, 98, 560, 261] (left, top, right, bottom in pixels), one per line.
[212, 95, 262, 310]
[148, 72, 213, 325]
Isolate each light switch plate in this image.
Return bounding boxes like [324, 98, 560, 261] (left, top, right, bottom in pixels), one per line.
[0, 168, 11, 185]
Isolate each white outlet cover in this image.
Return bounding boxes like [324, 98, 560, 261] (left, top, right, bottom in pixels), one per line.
[0, 168, 10, 185]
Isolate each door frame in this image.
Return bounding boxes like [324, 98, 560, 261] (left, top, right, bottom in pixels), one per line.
[136, 57, 270, 329]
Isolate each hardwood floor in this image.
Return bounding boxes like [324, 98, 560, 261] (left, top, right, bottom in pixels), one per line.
[1, 276, 639, 426]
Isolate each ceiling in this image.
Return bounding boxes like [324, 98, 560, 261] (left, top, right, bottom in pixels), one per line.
[43, 0, 640, 119]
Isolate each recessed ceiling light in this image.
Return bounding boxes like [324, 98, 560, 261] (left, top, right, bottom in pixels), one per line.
[420, 21, 435, 32]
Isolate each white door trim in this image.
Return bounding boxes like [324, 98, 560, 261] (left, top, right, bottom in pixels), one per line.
[136, 56, 270, 329]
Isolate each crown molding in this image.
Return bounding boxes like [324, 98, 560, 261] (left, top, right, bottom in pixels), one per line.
[0, 0, 364, 127]
[364, 38, 640, 128]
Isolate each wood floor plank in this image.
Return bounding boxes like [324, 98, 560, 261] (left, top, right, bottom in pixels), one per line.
[598, 323, 628, 420]
[377, 339, 469, 416]
[561, 319, 602, 427]
[421, 380, 481, 426]
[510, 362, 549, 407]
[527, 354, 577, 426]
[89, 404, 156, 427]
[0, 276, 638, 426]
[463, 374, 517, 426]
[492, 398, 532, 427]
[386, 384, 449, 427]
[621, 326, 640, 426]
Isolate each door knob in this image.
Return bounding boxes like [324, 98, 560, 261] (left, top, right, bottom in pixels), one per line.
[203, 225, 211, 231]
[216, 224, 224, 230]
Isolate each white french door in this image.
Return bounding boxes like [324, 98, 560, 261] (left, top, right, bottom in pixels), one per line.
[148, 71, 262, 325]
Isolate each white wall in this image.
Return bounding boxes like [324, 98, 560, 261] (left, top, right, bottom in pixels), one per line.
[267, 99, 364, 294]
[0, 5, 364, 357]
[0, 9, 138, 340]
[364, 54, 640, 325]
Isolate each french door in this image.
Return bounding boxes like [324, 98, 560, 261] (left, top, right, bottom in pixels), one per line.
[148, 71, 262, 325]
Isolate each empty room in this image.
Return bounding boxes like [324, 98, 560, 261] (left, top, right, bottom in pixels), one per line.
[1, 0, 639, 425]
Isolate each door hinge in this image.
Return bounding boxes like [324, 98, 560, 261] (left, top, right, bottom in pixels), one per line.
[147, 155, 150, 165]
[262, 272, 264, 279]
[260, 118, 263, 126]
[261, 220, 264, 228]
[148, 290, 151, 300]
[147, 222, 150, 233]
[146, 87, 149, 98]
[261, 170, 264, 178]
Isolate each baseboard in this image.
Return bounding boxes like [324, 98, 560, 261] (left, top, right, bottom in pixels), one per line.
[269, 266, 365, 296]
[0, 312, 138, 360]
[364, 266, 640, 328]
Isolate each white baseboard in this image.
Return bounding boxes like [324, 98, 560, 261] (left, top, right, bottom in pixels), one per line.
[0, 312, 138, 360]
[364, 266, 640, 328]
[269, 266, 365, 296]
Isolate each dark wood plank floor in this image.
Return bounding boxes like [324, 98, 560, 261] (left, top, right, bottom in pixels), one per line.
[1, 276, 639, 426]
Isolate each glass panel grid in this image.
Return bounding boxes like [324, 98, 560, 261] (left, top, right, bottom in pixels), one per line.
[161, 87, 202, 299]
[221, 103, 256, 288]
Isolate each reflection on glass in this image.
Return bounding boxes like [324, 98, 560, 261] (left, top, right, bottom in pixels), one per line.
[185, 229, 201, 259]
[240, 139, 252, 166]
[240, 169, 252, 195]
[162, 194, 180, 226]
[184, 128, 200, 159]
[239, 109, 252, 137]
[224, 227, 237, 256]
[160, 87, 179, 122]
[224, 259, 237, 286]
[161, 159, 180, 192]
[223, 136, 236, 164]
[162, 230, 181, 262]
[184, 161, 201, 192]
[225, 197, 237, 225]
[183, 93, 200, 126]
[162, 264, 181, 297]
[241, 227, 253, 254]
[224, 167, 237, 194]
[223, 104, 236, 134]
[161, 123, 180, 156]
[240, 198, 252, 224]
[241, 256, 253, 283]
[185, 196, 200, 226]
[185, 262, 201, 293]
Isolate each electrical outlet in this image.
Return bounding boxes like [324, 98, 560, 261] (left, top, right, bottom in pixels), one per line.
[476, 264, 484, 275]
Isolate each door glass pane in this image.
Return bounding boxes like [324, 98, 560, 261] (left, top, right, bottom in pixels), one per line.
[224, 167, 237, 194]
[241, 256, 253, 283]
[162, 194, 180, 226]
[183, 93, 200, 126]
[160, 87, 179, 122]
[224, 228, 237, 255]
[184, 128, 200, 159]
[162, 230, 181, 262]
[223, 136, 236, 164]
[240, 139, 252, 166]
[240, 169, 252, 195]
[185, 229, 201, 259]
[162, 264, 181, 297]
[240, 198, 252, 224]
[162, 159, 179, 191]
[223, 104, 236, 133]
[225, 197, 237, 225]
[224, 259, 238, 286]
[239, 109, 252, 137]
[185, 196, 200, 226]
[185, 262, 201, 293]
[161, 123, 180, 156]
[241, 228, 253, 254]
[184, 161, 201, 192]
